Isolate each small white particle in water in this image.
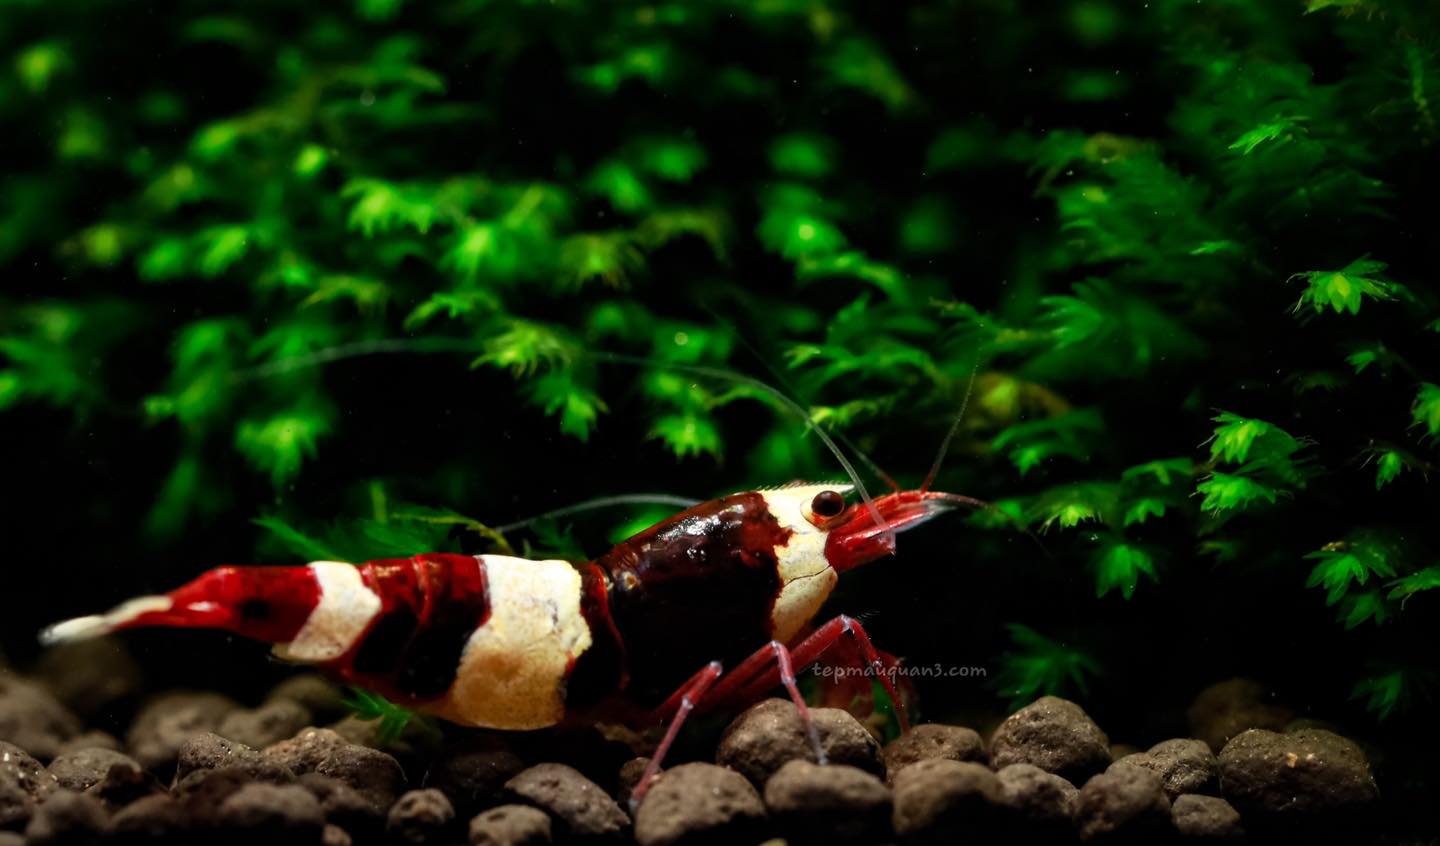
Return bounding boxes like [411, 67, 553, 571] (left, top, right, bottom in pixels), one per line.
[673, 331, 689, 346]
[360, 90, 375, 107]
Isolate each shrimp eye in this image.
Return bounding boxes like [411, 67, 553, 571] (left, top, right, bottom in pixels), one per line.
[810, 490, 845, 519]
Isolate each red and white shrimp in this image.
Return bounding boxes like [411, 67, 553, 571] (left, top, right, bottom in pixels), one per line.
[41, 482, 983, 799]
[43, 357, 991, 804]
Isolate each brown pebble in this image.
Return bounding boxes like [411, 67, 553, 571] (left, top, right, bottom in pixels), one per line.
[1120, 738, 1217, 799]
[264, 727, 406, 810]
[125, 691, 239, 771]
[505, 763, 629, 838]
[110, 793, 186, 843]
[217, 700, 313, 750]
[0, 740, 59, 830]
[56, 732, 122, 755]
[47, 747, 141, 792]
[996, 762, 1078, 830]
[33, 637, 143, 720]
[616, 757, 653, 807]
[84, 762, 166, 810]
[321, 822, 353, 846]
[469, 804, 553, 846]
[23, 789, 109, 846]
[634, 762, 765, 846]
[989, 696, 1111, 784]
[173, 732, 293, 788]
[388, 788, 457, 845]
[1172, 793, 1244, 841]
[884, 724, 985, 782]
[297, 772, 386, 838]
[764, 759, 890, 844]
[429, 734, 526, 815]
[216, 781, 326, 838]
[177, 767, 283, 827]
[267, 675, 346, 720]
[1217, 728, 1377, 820]
[716, 699, 883, 787]
[0, 675, 82, 760]
[1074, 762, 1171, 843]
[891, 759, 1005, 844]
[1187, 679, 1293, 753]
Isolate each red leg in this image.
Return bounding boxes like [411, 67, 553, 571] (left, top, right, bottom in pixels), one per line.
[703, 615, 910, 733]
[632, 640, 824, 808]
[629, 616, 906, 810]
[630, 660, 722, 810]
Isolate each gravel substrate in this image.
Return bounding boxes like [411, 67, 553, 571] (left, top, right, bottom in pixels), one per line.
[0, 643, 1388, 845]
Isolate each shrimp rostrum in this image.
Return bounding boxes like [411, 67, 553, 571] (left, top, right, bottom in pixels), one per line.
[44, 474, 981, 801]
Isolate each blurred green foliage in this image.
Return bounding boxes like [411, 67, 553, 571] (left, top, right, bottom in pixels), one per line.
[4, 0, 1440, 722]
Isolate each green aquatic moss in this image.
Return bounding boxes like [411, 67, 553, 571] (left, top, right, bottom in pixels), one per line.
[3, 0, 1439, 725]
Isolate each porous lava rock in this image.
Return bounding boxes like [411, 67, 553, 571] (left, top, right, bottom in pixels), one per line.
[109, 794, 186, 844]
[995, 762, 1078, 834]
[715, 698, 882, 786]
[0, 675, 82, 760]
[1073, 762, 1172, 843]
[1187, 679, 1293, 754]
[1217, 728, 1377, 819]
[57, 731, 122, 754]
[615, 757, 652, 808]
[388, 788, 457, 845]
[217, 699, 313, 749]
[266, 675, 347, 721]
[297, 772, 386, 840]
[173, 732, 294, 789]
[23, 789, 109, 846]
[263, 727, 406, 810]
[174, 767, 281, 827]
[429, 733, 526, 815]
[215, 782, 326, 842]
[633, 762, 766, 846]
[83, 761, 166, 810]
[891, 758, 1005, 844]
[46, 746, 142, 791]
[321, 823, 351, 846]
[126, 691, 240, 771]
[505, 762, 629, 839]
[883, 723, 985, 782]
[0, 740, 58, 830]
[33, 637, 143, 719]
[1118, 738, 1218, 799]
[1171, 793, 1245, 841]
[470, 803, 553, 846]
[764, 759, 890, 844]
[989, 696, 1111, 783]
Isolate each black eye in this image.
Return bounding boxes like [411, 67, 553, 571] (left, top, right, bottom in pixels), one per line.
[811, 490, 845, 518]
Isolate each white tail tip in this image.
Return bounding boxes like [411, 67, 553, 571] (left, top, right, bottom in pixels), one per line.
[39, 596, 173, 647]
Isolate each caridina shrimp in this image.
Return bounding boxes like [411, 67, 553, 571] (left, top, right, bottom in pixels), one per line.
[41, 359, 992, 805]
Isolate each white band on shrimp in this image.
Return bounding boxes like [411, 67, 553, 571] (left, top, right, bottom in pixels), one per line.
[273, 561, 382, 663]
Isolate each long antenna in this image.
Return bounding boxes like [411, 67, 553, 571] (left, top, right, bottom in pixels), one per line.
[228, 337, 486, 383]
[589, 351, 893, 547]
[699, 303, 902, 494]
[922, 347, 983, 493]
[494, 493, 701, 534]
[227, 335, 895, 545]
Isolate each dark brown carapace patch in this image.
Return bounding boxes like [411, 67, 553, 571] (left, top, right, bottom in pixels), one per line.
[595, 492, 793, 706]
